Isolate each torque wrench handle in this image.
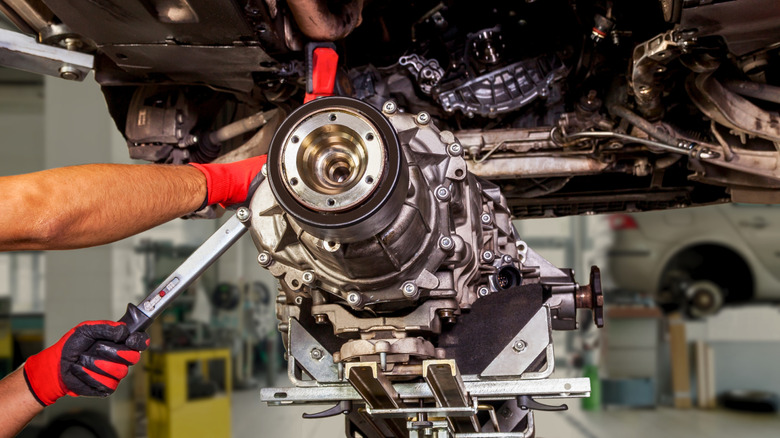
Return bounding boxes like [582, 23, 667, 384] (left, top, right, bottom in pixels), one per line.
[118, 210, 252, 333]
[119, 303, 153, 334]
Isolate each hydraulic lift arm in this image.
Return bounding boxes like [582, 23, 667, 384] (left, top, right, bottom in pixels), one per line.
[0, 27, 92, 81]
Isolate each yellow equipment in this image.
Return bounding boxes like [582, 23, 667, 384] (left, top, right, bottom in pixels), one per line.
[0, 323, 11, 376]
[0, 298, 11, 376]
[146, 348, 232, 438]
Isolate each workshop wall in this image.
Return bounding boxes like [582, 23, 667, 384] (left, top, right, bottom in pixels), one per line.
[0, 83, 43, 176]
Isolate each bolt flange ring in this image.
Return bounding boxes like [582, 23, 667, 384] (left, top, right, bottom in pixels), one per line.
[280, 109, 386, 212]
[267, 97, 408, 243]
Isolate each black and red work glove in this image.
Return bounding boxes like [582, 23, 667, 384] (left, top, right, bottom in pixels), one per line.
[23, 321, 149, 407]
[189, 155, 267, 208]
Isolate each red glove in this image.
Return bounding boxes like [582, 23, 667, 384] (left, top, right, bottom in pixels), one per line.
[23, 321, 149, 406]
[189, 155, 267, 208]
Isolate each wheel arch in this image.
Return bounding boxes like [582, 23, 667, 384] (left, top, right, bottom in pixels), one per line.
[656, 241, 756, 304]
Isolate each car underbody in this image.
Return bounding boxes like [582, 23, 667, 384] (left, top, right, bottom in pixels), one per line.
[2, 0, 779, 436]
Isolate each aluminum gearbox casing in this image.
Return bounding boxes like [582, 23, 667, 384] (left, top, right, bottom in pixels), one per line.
[248, 97, 521, 367]
[249, 97, 603, 437]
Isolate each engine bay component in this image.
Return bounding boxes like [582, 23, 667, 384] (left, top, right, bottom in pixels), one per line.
[125, 87, 200, 162]
[436, 55, 566, 118]
[6, 0, 780, 216]
[250, 97, 603, 436]
[629, 29, 686, 120]
[399, 54, 444, 95]
[469, 27, 505, 65]
[124, 86, 277, 164]
[679, 0, 780, 56]
[687, 73, 780, 143]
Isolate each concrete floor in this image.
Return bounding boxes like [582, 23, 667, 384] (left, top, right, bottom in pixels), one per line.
[233, 387, 780, 438]
[535, 404, 780, 438]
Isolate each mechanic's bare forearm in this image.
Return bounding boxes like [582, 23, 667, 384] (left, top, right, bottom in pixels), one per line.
[0, 368, 44, 436]
[1, 164, 206, 250]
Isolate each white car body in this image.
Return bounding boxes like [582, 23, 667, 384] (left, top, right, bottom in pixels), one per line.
[606, 203, 780, 313]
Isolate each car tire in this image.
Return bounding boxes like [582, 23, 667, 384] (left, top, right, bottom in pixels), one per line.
[38, 412, 117, 438]
[657, 245, 753, 319]
[684, 280, 724, 319]
[721, 390, 779, 413]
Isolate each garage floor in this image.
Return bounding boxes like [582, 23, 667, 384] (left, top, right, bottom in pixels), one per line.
[232, 387, 780, 438]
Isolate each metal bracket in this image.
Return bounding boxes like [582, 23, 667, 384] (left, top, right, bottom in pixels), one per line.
[0, 28, 93, 81]
[399, 53, 444, 95]
[630, 29, 685, 118]
[288, 318, 341, 383]
[481, 306, 553, 377]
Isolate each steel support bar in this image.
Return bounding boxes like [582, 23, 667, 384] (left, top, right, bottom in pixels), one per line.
[0, 28, 93, 80]
[457, 432, 531, 437]
[423, 360, 479, 433]
[261, 377, 590, 404]
[346, 362, 408, 437]
[367, 404, 476, 419]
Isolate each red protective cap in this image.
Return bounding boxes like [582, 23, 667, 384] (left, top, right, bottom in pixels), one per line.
[304, 47, 339, 103]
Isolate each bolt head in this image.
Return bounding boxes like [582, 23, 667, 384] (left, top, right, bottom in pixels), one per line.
[236, 207, 251, 222]
[302, 271, 315, 284]
[438, 309, 454, 318]
[294, 296, 303, 305]
[480, 213, 492, 225]
[314, 314, 328, 324]
[513, 340, 527, 353]
[416, 112, 430, 125]
[439, 236, 454, 251]
[502, 255, 514, 264]
[382, 101, 397, 114]
[258, 252, 272, 266]
[448, 143, 462, 156]
[478, 286, 490, 297]
[500, 407, 513, 418]
[482, 250, 494, 262]
[310, 348, 323, 360]
[402, 282, 418, 298]
[323, 240, 341, 252]
[62, 37, 83, 50]
[435, 186, 450, 201]
[347, 292, 361, 305]
[59, 65, 81, 81]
